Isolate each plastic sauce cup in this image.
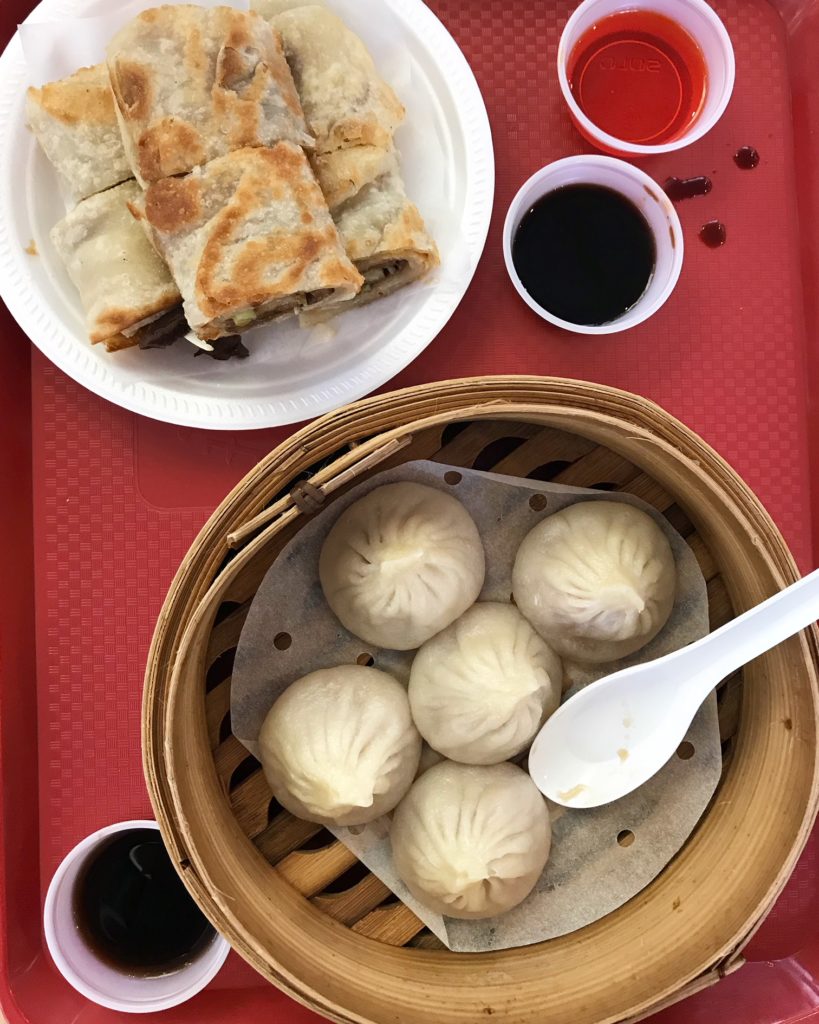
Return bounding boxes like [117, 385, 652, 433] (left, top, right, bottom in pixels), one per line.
[44, 820, 230, 1014]
[502, 155, 684, 335]
[558, 0, 735, 156]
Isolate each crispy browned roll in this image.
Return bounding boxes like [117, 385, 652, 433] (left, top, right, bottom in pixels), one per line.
[131, 143, 364, 340]
[311, 144, 395, 210]
[50, 179, 181, 347]
[107, 4, 312, 185]
[272, 6, 405, 154]
[26, 64, 132, 200]
[302, 150, 439, 323]
[251, 0, 325, 17]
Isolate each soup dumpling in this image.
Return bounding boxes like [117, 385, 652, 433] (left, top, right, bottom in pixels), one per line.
[409, 602, 562, 764]
[319, 482, 485, 650]
[259, 665, 421, 826]
[512, 500, 676, 664]
[390, 761, 550, 920]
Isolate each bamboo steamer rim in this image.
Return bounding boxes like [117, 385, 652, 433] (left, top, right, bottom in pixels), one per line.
[143, 376, 819, 1024]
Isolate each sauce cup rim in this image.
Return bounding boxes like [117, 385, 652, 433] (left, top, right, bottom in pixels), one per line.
[43, 819, 230, 1014]
[502, 154, 684, 335]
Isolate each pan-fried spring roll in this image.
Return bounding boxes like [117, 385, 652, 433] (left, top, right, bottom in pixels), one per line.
[312, 144, 395, 211]
[251, 0, 325, 17]
[272, 6, 404, 154]
[50, 180, 182, 351]
[131, 143, 363, 340]
[26, 64, 132, 200]
[269, 7, 437, 314]
[107, 5, 312, 185]
[302, 151, 439, 323]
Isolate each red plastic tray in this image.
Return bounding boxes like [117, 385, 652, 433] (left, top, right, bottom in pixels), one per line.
[1, 0, 818, 1021]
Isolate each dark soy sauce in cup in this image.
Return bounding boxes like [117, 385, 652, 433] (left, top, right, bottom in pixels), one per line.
[512, 184, 656, 326]
[73, 828, 215, 976]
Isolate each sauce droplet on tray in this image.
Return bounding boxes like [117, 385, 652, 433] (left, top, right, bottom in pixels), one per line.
[734, 146, 760, 170]
[699, 220, 727, 248]
[663, 175, 712, 201]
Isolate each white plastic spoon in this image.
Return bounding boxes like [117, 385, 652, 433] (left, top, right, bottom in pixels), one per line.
[528, 569, 819, 809]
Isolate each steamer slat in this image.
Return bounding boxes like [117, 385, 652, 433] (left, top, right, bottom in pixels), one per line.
[277, 842, 360, 897]
[312, 874, 393, 925]
[351, 902, 426, 946]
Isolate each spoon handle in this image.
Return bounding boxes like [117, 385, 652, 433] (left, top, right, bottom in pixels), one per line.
[694, 568, 819, 688]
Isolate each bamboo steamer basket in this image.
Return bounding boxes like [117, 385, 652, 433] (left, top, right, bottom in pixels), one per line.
[143, 376, 819, 1024]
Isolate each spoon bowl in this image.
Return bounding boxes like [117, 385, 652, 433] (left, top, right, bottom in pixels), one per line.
[529, 655, 703, 808]
[529, 569, 819, 807]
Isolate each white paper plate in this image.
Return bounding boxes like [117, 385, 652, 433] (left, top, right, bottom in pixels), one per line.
[0, 0, 493, 429]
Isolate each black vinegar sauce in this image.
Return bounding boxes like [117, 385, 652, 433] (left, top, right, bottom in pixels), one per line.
[511, 185, 656, 326]
[73, 828, 215, 976]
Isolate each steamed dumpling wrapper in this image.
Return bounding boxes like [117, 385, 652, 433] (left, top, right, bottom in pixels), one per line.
[391, 762, 551, 920]
[130, 143, 363, 341]
[272, 5, 404, 153]
[107, 5, 312, 185]
[259, 666, 421, 826]
[26, 64, 132, 200]
[319, 482, 484, 651]
[302, 151, 439, 323]
[409, 603, 563, 765]
[512, 501, 677, 664]
[50, 180, 181, 350]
